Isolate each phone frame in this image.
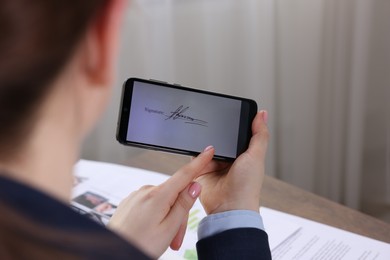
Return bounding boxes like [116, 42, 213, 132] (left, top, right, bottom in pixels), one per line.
[116, 78, 258, 161]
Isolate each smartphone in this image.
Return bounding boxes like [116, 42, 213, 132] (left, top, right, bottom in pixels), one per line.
[116, 78, 258, 161]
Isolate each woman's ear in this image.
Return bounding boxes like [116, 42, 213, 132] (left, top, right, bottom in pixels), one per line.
[68, 0, 127, 138]
[82, 0, 127, 87]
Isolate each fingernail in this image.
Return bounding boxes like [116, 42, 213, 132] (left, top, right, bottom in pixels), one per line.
[203, 145, 214, 153]
[261, 110, 268, 124]
[188, 182, 201, 198]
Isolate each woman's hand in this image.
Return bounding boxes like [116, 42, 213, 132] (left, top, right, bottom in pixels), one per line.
[196, 111, 269, 214]
[108, 146, 214, 258]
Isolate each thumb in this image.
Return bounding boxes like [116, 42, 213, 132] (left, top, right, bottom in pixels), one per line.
[246, 110, 269, 160]
[165, 182, 201, 234]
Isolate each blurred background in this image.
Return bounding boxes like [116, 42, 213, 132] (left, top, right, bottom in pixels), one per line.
[82, 0, 390, 223]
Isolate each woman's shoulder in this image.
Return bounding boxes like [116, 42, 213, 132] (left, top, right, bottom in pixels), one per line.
[0, 175, 150, 260]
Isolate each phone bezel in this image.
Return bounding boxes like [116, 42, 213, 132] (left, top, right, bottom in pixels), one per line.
[116, 78, 257, 161]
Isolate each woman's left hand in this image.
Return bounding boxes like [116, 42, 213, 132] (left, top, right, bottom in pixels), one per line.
[108, 146, 215, 258]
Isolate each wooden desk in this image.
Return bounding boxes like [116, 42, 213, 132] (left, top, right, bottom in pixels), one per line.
[124, 150, 390, 244]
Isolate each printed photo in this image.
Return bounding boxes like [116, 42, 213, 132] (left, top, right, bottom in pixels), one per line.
[73, 191, 108, 209]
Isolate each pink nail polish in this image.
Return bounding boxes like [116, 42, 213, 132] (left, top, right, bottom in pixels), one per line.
[203, 145, 214, 152]
[261, 110, 268, 124]
[188, 182, 201, 198]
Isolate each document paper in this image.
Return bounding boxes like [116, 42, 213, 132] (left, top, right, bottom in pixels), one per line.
[72, 160, 390, 260]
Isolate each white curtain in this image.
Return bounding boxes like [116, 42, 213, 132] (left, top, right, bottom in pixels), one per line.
[83, 0, 390, 217]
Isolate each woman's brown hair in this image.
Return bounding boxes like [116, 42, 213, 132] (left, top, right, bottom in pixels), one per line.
[0, 0, 106, 158]
[0, 2, 150, 259]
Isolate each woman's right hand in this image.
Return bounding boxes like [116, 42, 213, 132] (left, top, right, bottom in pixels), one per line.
[196, 111, 269, 214]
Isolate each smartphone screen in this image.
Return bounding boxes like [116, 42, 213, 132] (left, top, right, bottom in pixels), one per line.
[117, 78, 257, 161]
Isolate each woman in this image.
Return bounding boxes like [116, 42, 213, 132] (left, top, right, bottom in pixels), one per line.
[0, 1, 271, 259]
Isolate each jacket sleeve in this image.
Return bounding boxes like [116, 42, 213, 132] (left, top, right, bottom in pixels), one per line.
[196, 228, 271, 260]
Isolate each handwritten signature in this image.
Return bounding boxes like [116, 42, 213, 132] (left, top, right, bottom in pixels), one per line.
[165, 105, 208, 127]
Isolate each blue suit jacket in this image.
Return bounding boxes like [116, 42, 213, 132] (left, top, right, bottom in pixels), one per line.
[0, 176, 271, 259]
[197, 228, 271, 259]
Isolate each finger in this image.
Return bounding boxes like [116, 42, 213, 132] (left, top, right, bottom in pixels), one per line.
[246, 111, 269, 160]
[161, 146, 214, 197]
[169, 213, 188, 251]
[165, 182, 201, 233]
[137, 185, 155, 192]
[198, 159, 230, 176]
